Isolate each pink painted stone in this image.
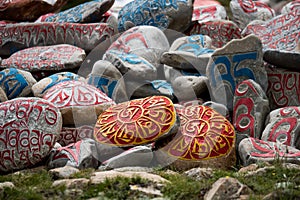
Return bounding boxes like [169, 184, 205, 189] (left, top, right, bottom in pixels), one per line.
[185, 20, 242, 48]
[242, 10, 300, 52]
[0, 22, 117, 57]
[1, 44, 86, 72]
[193, 4, 227, 22]
[58, 125, 94, 146]
[43, 80, 115, 126]
[0, 97, 62, 173]
[193, 0, 220, 7]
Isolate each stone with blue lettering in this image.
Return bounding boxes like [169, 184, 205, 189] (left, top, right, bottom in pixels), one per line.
[0, 68, 37, 100]
[104, 50, 157, 81]
[206, 35, 267, 111]
[87, 60, 128, 103]
[42, 0, 114, 23]
[161, 34, 214, 74]
[32, 72, 85, 98]
[118, 0, 193, 32]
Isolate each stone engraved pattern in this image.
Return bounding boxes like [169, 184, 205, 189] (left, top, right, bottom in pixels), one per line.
[87, 76, 117, 98]
[163, 105, 235, 160]
[0, 0, 11, 11]
[58, 125, 94, 146]
[1, 45, 85, 71]
[0, 98, 61, 172]
[43, 80, 114, 108]
[94, 96, 176, 146]
[176, 35, 214, 56]
[193, 4, 226, 22]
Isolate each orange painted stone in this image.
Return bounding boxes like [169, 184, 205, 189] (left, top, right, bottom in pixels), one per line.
[94, 96, 176, 147]
[162, 105, 235, 160]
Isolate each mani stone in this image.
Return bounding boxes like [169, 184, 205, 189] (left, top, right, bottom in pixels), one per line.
[238, 137, 300, 166]
[185, 19, 242, 48]
[1, 45, 86, 72]
[160, 34, 214, 74]
[266, 65, 300, 110]
[0, 22, 117, 57]
[0, 0, 66, 22]
[43, 0, 114, 23]
[230, 0, 275, 29]
[206, 34, 267, 111]
[242, 9, 300, 52]
[32, 72, 85, 98]
[261, 106, 300, 149]
[192, 3, 227, 22]
[233, 79, 270, 140]
[118, 0, 193, 32]
[106, 26, 169, 68]
[0, 97, 62, 173]
[43, 80, 115, 126]
[87, 60, 128, 103]
[58, 125, 94, 146]
[94, 95, 176, 147]
[280, 0, 300, 14]
[0, 68, 37, 99]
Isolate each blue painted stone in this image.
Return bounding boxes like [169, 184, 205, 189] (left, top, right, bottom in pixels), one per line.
[0, 68, 37, 99]
[118, 0, 193, 32]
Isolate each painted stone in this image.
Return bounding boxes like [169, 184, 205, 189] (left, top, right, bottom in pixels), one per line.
[0, 0, 66, 21]
[104, 50, 157, 80]
[58, 125, 94, 146]
[206, 35, 267, 111]
[193, 4, 227, 22]
[32, 72, 85, 98]
[172, 75, 208, 101]
[110, 0, 134, 18]
[239, 137, 300, 166]
[230, 0, 275, 29]
[160, 105, 235, 161]
[242, 10, 300, 52]
[263, 50, 300, 71]
[160, 34, 214, 73]
[193, 0, 220, 7]
[0, 68, 37, 99]
[0, 22, 117, 57]
[118, 0, 193, 32]
[0, 97, 62, 173]
[266, 65, 300, 110]
[43, 0, 114, 23]
[87, 60, 128, 103]
[47, 139, 99, 169]
[281, 0, 300, 14]
[261, 106, 300, 149]
[106, 26, 169, 68]
[185, 20, 242, 48]
[1, 45, 86, 72]
[94, 96, 176, 147]
[233, 79, 270, 140]
[0, 87, 8, 103]
[43, 80, 115, 126]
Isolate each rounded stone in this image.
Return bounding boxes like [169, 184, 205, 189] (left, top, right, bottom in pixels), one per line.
[94, 96, 176, 147]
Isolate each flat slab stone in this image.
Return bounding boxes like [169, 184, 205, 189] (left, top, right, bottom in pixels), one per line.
[0, 22, 117, 57]
[1, 45, 86, 72]
[263, 50, 300, 71]
[58, 125, 94, 146]
[94, 96, 176, 147]
[0, 97, 62, 173]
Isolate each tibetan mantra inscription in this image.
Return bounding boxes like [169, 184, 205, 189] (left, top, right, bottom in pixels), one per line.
[94, 96, 176, 147]
[162, 105, 235, 160]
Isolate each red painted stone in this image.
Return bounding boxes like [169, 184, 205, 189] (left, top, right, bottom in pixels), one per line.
[94, 96, 176, 147]
[58, 125, 94, 146]
[162, 105, 235, 160]
[0, 97, 62, 173]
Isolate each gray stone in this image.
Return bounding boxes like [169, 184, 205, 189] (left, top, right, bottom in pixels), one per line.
[183, 167, 213, 181]
[206, 35, 267, 111]
[52, 178, 90, 188]
[49, 166, 80, 179]
[164, 65, 201, 83]
[202, 101, 230, 119]
[263, 49, 300, 71]
[0, 182, 15, 192]
[0, 87, 8, 103]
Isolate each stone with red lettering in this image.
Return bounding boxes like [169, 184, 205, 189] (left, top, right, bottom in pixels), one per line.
[0, 97, 62, 173]
[242, 10, 300, 52]
[266, 65, 300, 110]
[43, 80, 115, 126]
[281, 0, 300, 14]
[261, 106, 300, 149]
[193, 3, 227, 22]
[0, 68, 37, 99]
[0, 0, 66, 22]
[0, 22, 117, 57]
[233, 79, 270, 140]
[58, 125, 94, 146]
[32, 72, 85, 98]
[230, 0, 275, 29]
[238, 137, 300, 166]
[206, 35, 267, 111]
[1, 45, 86, 72]
[185, 20, 242, 48]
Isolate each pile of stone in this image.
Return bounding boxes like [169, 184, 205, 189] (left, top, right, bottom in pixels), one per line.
[0, 0, 299, 177]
